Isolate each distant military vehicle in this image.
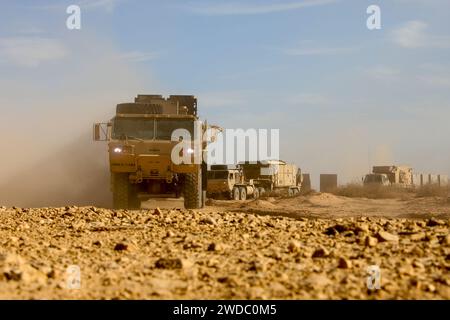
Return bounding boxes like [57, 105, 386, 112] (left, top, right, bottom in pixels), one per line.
[206, 165, 243, 199]
[364, 165, 413, 187]
[363, 173, 391, 186]
[207, 160, 302, 200]
[93, 94, 208, 209]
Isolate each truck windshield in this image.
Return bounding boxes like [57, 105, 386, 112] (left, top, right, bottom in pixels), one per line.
[207, 171, 228, 179]
[364, 175, 382, 183]
[112, 118, 154, 140]
[112, 118, 194, 140]
[156, 119, 194, 140]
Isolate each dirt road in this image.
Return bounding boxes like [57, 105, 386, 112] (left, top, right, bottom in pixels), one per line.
[0, 194, 449, 299]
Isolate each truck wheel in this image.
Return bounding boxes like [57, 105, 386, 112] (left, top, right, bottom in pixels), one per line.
[258, 187, 265, 197]
[288, 188, 294, 197]
[112, 173, 130, 209]
[184, 168, 202, 209]
[239, 187, 247, 201]
[253, 187, 260, 199]
[232, 187, 240, 200]
[128, 186, 141, 210]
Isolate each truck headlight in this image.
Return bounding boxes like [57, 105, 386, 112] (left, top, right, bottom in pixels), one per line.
[113, 147, 122, 153]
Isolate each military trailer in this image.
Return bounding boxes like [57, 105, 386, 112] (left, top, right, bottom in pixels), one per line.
[93, 94, 207, 209]
[238, 160, 302, 198]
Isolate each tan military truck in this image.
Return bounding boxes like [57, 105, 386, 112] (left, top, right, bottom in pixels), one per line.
[364, 165, 413, 187]
[207, 160, 302, 200]
[206, 165, 243, 199]
[93, 94, 207, 209]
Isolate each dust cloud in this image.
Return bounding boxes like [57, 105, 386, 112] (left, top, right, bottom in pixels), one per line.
[0, 34, 154, 207]
[0, 133, 111, 208]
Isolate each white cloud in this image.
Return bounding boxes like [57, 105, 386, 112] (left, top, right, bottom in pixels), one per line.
[184, 0, 337, 15]
[0, 37, 68, 67]
[117, 51, 159, 62]
[391, 20, 450, 48]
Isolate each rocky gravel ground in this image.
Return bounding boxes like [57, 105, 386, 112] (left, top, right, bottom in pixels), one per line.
[0, 203, 449, 299]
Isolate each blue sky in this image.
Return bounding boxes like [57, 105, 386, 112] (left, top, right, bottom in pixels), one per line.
[1, 0, 450, 187]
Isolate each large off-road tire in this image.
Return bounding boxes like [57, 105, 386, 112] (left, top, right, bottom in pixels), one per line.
[258, 187, 265, 197]
[128, 186, 141, 210]
[112, 173, 141, 210]
[232, 187, 240, 200]
[184, 168, 202, 209]
[288, 188, 294, 197]
[239, 187, 247, 201]
[253, 187, 260, 199]
[113, 173, 129, 209]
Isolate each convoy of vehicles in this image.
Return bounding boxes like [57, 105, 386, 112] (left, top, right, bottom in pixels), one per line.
[207, 160, 303, 200]
[94, 95, 447, 210]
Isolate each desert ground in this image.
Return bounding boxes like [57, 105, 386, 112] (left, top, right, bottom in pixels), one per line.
[0, 193, 449, 299]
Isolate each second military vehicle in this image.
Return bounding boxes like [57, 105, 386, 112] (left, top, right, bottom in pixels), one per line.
[207, 160, 303, 200]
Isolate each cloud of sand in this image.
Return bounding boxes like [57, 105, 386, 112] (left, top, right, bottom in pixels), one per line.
[0, 33, 156, 207]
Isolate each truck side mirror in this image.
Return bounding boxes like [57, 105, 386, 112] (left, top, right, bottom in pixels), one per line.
[93, 123, 108, 141]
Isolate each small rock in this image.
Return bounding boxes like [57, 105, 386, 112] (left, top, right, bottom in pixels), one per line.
[9, 236, 19, 244]
[415, 221, 426, 228]
[165, 230, 175, 238]
[427, 218, 445, 227]
[155, 258, 192, 269]
[200, 217, 217, 225]
[356, 223, 370, 234]
[377, 231, 399, 242]
[338, 257, 352, 269]
[93, 240, 102, 247]
[398, 265, 414, 275]
[217, 276, 241, 287]
[305, 274, 332, 288]
[183, 240, 202, 249]
[324, 224, 348, 235]
[425, 283, 436, 292]
[442, 234, 450, 246]
[342, 230, 355, 237]
[312, 247, 329, 258]
[154, 207, 162, 215]
[410, 232, 426, 241]
[114, 243, 128, 251]
[365, 236, 378, 247]
[287, 240, 301, 253]
[249, 260, 266, 272]
[207, 242, 224, 252]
